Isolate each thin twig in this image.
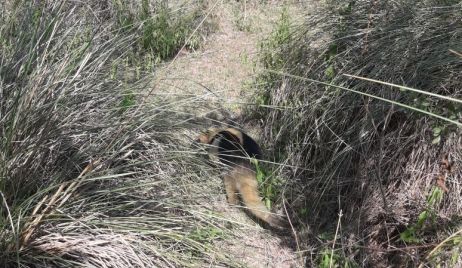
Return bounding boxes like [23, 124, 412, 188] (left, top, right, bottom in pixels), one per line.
[330, 209, 343, 268]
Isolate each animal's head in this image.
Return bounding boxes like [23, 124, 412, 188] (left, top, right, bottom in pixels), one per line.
[195, 128, 220, 144]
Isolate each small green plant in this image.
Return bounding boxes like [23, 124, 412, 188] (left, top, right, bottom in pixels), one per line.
[187, 226, 226, 257]
[252, 159, 282, 209]
[119, 90, 136, 113]
[316, 231, 358, 267]
[324, 44, 338, 80]
[317, 247, 359, 268]
[240, 51, 250, 66]
[319, 249, 336, 268]
[189, 226, 225, 244]
[400, 187, 444, 243]
[432, 125, 443, 144]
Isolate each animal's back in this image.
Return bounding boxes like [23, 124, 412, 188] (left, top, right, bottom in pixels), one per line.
[215, 129, 262, 166]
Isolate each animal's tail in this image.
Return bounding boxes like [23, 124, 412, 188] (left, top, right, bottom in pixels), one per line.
[230, 165, 287, 229]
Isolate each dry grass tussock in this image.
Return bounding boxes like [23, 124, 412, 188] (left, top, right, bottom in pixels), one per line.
[251, 0, 462, 267]
[0, 1, 242, 267]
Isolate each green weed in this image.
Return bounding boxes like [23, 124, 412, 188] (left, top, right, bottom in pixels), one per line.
[189, 226, 225, 244]
[119, 90, 137, 113]
[316, 234, 358, 268]
[186, 226, 227, 258]
[252, 159, 282, 209]
[319, 249, 357, 268]
[324, 44, 338, 80]
[400, 187, 444, 243]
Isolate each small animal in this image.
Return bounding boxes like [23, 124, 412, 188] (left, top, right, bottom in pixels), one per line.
[196, 127, 287, 229]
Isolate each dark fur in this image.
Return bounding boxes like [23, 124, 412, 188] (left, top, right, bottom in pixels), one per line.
[212, 130, 262, 166]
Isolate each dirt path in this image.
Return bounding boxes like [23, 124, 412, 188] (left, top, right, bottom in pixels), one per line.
[158, 1, 306, 267]
[160, 1, 304, 113]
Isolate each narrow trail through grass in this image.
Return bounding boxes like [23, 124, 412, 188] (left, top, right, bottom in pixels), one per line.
[154, 1, 306, 267]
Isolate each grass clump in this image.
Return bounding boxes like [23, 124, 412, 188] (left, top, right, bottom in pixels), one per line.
[251, 0, 461, 266]
[0, 1, 237, 267]
[255, 7, 292, 109]
[111, 0, 213, 66]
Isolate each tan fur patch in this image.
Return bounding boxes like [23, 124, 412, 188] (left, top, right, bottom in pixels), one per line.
[224, 128, 244, 145]
[196, 128, 219, 144]
[227, 165, 286, 229]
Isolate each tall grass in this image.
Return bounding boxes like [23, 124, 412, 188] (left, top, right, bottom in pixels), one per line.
[252, 0, 461, 267]
[0, 1, 238, 267]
